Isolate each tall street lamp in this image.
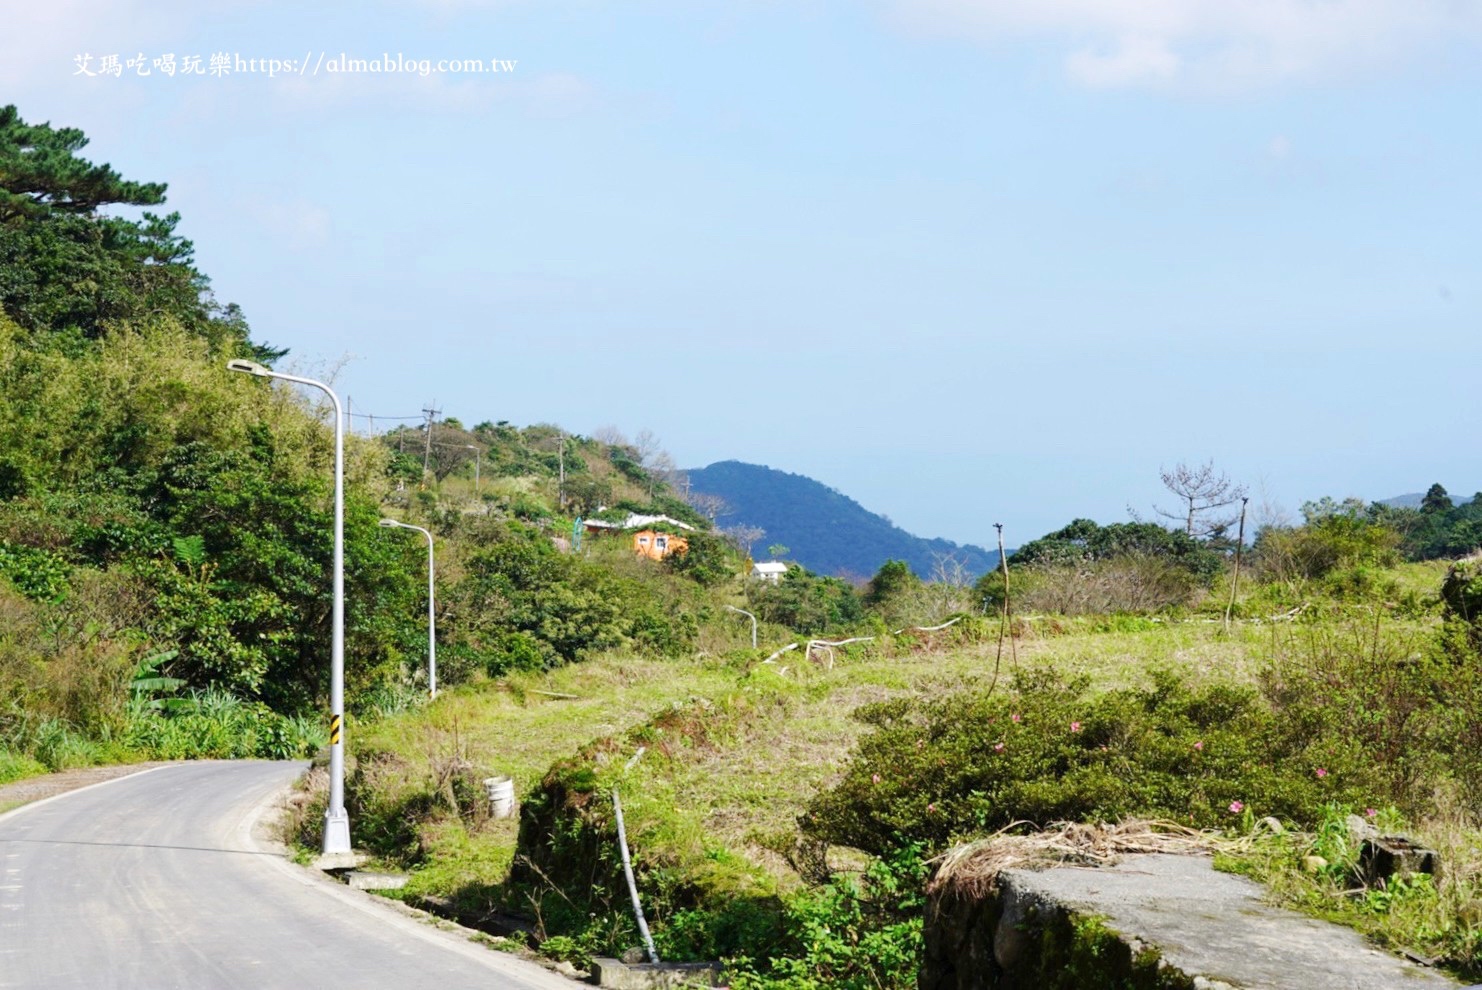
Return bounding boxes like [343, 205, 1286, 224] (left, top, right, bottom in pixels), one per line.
[226, 359, 351, 855]
[379, 518, 437, 699]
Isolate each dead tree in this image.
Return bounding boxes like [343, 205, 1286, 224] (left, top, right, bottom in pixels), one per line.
[1155, 460, 1248, 538]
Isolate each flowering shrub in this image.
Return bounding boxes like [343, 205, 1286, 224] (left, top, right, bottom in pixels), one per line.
[802, 666, 1371, 858]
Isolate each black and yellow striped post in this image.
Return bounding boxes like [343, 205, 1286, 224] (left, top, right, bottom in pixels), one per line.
[328, 714, 342, 747]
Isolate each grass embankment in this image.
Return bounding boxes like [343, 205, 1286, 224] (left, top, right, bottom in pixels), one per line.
[328, 616, 1321, 889]
[304, 570, 1481, 983]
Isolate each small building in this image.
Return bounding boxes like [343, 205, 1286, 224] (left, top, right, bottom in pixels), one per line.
[622, 513, 695, 532]
[633, 529, 688, 560]
[752, 561, 789, 583]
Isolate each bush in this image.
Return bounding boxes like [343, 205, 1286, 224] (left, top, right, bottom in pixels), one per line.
[802, 666, 1369, 858]
[1254, 502, 1401, 584]
[1010, 555, 1204, 615]
[746, 568, 864, 635]
[0, 749, 47, 784]
[726, 845, 926, 990]
[1257, 619, 1451, 810]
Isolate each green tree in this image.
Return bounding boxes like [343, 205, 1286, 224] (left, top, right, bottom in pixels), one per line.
[0, 105, 276, 357]
[1422, 483, 1453, 514]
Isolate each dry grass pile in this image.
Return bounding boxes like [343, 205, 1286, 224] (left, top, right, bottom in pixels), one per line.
[927, 819, 1217, 899]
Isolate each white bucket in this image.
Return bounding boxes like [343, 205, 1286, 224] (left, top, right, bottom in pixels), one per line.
[483, 776, 516, 819]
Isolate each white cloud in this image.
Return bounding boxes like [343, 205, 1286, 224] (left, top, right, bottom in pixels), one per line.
[887, 0, 1482, 90]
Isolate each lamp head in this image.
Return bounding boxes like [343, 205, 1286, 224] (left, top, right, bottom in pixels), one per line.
[379, 519, 401, 528]
[226, 359, 271, 377]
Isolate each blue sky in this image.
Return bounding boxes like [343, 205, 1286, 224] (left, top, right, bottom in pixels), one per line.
[6, 1, 1480, 547]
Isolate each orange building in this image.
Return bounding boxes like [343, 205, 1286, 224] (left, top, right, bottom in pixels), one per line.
[632, 529, 688, 560]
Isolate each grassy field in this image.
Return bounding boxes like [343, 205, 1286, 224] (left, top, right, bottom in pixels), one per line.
[344, 586, 1444, 900]
[300, 557, 1482, 982]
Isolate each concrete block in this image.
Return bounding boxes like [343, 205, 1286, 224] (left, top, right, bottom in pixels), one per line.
[591, 957, 724, 988]
[345, 870, 409, 891]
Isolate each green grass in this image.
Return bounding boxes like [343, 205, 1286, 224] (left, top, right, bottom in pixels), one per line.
[349, 617, 1292, 898]
[339, 588, 1482, 977]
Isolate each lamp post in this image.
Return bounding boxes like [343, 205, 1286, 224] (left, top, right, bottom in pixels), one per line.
[724, 605, 758, 649]
[226, 359, 352, 855]
[379, 518, 437, 698]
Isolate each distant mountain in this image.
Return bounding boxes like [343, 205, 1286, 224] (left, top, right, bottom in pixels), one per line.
[1378, 487, 1479, 509]
[686, 461, 1001, 581]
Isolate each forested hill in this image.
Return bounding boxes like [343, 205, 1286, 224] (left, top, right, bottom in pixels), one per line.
[686, 460, 1000, 580]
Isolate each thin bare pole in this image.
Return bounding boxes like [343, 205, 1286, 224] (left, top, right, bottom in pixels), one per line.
[1223, 497, 1249, 635]
[988, 523, 1016, 694]
[611, 787, 658, 963]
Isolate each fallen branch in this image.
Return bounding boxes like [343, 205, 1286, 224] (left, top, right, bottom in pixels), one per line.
[531, 690, 580, 700]
[762, 642, 800, 664]
[892, 617, 964, 635]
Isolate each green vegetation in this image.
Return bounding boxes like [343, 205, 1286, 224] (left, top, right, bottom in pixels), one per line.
[6, 103, 1482, 987]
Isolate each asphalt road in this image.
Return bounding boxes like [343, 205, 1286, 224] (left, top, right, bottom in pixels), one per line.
[0, 761, 575, 990]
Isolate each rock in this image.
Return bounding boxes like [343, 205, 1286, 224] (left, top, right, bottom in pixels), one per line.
[1359, 835, 1439, 886]
[1346, 814, 1379, 841]
[923, 853, 1464, 989]
[1302, 855, 1329, 873]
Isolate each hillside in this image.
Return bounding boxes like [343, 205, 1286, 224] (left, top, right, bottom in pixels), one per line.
[686, 460, 1001, 580]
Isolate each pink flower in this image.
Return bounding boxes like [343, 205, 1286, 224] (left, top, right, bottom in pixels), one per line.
[1011, 713, 1021, 723]
[993, 742, 1005, 752]
[1070, 721, 1082, 733]
[1229, 801, 1244, 814]
[1193, 741, 1204, 751]
[1315, 768, 1328, 779]
[1365, 807, 1377, 818]
[927, 803, 936, 813]
[871, 773, 881, 785]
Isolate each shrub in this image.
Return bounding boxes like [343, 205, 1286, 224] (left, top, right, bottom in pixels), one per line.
[0, 748, 46, 784]
[1254, 501, 1401, 584]
[1011, 555, 1203, 615]
[746, 568, 864, 635]
[802, 667, 1368, 858]
[1257, 619, 1450, 810]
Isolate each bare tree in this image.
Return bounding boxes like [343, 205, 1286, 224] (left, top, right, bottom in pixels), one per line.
[1155, 460, 1248, 538]
[593, 424, 630, 449]
[687, 491, 731, 523]
[723, 524, 765, 557]
[633, 428, 662, 466]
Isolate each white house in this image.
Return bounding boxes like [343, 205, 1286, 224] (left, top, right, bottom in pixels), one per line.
[752, 561, 789, 583]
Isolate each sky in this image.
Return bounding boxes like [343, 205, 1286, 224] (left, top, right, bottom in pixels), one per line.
[5, 1, 1480, 547]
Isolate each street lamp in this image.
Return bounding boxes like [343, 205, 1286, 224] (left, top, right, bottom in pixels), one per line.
[226, 358, 351, 856]
[724, 605, 758, 649]
[379, 518, 437, 699]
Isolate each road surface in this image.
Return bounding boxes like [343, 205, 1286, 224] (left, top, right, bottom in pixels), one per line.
[0, 761, 574, 989]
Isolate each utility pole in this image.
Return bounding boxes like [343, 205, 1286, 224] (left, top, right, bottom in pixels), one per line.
[558, 433, 565, 507]
[421, 402, 440, 481]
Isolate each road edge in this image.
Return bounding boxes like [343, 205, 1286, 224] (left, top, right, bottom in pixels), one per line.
[0, 764, 172, 824]
[241, 767, 581, 990]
